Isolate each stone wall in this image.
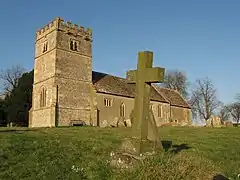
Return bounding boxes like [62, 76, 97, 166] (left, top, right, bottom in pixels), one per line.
[150, 101, 170, 126]
[95, 92, 170, 127]
[170, 106, 192, 126]
[29, 106, 56, 127]
[57, 107, 91, 126]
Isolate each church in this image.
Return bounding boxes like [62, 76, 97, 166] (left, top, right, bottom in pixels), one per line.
[29, 17, 192, 128]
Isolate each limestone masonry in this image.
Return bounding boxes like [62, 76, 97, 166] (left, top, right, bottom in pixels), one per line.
[29, 17, 192, 128]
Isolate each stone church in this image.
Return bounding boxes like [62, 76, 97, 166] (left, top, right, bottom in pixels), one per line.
[29, 17, 192, 128]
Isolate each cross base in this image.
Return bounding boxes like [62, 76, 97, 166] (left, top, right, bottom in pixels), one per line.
[109, 137, 163, 169]
[120, 137, 163, 156]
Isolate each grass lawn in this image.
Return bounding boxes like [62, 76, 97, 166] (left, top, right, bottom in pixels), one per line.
[0, 126, 239, 180]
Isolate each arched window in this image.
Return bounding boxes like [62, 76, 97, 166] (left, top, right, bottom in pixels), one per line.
[70, 40, 74, 50]
[74, 41, 78, 51]
[120, 103, 125, 117]
[43, 42, 48, 53]
[45, 42, 48, 51]
[158, 105, 162, 118]
[40, 87, 47, 107]
[150, 104, 153, 110]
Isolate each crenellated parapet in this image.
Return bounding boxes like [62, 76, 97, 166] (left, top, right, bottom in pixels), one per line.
[36, 17, 92, 41]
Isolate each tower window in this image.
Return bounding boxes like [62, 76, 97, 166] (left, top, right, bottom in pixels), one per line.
[74, 41, 78, 51]
[43, 42, 48, 53]
[104, 98, 112, 107]
[70, 40, 74, 50]
[70, 39, 78, 51]
[40, 87, 47, 107]
[120, 103, 125, 117]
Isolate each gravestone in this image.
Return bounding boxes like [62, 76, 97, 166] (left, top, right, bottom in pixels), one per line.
[125, 119, 132, 127]
[110, 51, 165, 168]
[224, 121, 233, 127]
[206, 115, 222, 127]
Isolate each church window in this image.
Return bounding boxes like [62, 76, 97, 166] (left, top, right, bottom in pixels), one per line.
[40, 87, 47, 107]
[150, 103, 153, 110]
[104, 98, 112, 107]
[120, 103, 125, 117]
[70, 40, 74, 50]
[158, 105, 162, 117]
[42, 42, 48, 53]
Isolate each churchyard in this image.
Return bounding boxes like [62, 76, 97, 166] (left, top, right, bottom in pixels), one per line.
[0, 126, 240, 180]
[1, 51, 240, 180]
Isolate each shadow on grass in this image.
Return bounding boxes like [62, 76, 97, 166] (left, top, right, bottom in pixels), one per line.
[212, 174, 229, 180]
[171, 143, 191, 154]
[161, 140, 172, 151]
[0, 129, 37, 134]
[161, 140, 191, 154]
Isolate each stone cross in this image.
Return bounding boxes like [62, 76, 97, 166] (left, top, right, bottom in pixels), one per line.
[126, 51, 165, 155]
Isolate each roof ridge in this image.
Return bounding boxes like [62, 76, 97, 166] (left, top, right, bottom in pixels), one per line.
[92, 71, 170, 103]
[170, 88, 191, 109]
[152, 84, 170, 103]
[152, 84, 191, 109]
[92, 70, 127, 81]
[159, 86, 178, 92]
[158, 86, 191, 109]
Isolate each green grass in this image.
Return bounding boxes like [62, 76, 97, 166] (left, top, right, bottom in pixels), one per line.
[0, 126, 240, 180]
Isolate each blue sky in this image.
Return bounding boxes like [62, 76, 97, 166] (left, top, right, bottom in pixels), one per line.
[0, 0, 240, 104]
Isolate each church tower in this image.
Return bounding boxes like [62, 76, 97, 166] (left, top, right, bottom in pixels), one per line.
[29, 17, 94, 127]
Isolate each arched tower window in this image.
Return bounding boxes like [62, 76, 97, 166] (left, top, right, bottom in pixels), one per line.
[70, 40, 74, 50]
[43, 42, 48, 53]
[120, 103, 125, 117]
[74, 41, 78, 51]
[70, 39, 78, 51]
[40, 87, 47, 107]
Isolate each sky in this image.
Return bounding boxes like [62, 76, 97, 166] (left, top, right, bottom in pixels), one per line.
[0, 0, 240, 104]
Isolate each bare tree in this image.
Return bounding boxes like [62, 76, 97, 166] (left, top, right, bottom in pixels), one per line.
[191, 77, 221, 123]
[226, 94, 240, 124]
[0, 65, 25, 94]
[162, 70, 189, 98]
[218, 105, 230, 123]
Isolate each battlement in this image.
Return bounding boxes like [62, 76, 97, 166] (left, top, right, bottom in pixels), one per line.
[36, 17, 92, 41]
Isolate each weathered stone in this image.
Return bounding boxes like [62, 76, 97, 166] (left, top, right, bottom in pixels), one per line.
[125, 119, 132, 127]
[206, 116, 222, 127]
[101, 120, 108, 127]
[126, 51, 165, 156]
[224, 121, 233, 127]
[111, 117, 119, 127]
[109, 152, 138, 169]
[117, 117, 126, 127]
[30, 17, 93, 128]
